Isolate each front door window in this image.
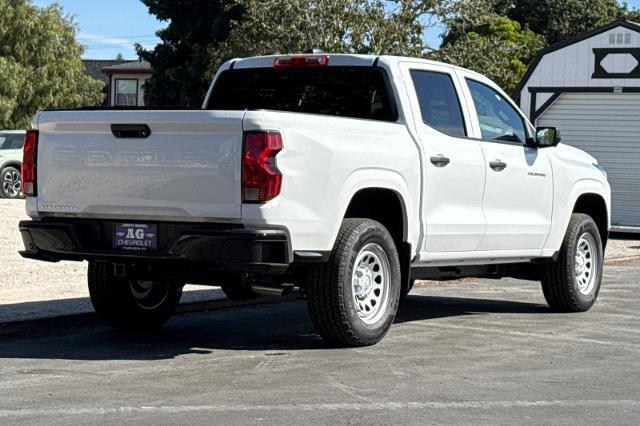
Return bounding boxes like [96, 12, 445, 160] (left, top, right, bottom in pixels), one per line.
[466, 79, 527, 143]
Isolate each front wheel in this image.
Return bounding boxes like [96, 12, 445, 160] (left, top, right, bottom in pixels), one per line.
[541, 213, 604, 312]
[88, 262, 183, 331]
[306, 219, 401, 347]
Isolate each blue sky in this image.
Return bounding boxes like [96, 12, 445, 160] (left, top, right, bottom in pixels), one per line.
[32, 0, 162, 60]
[32, 0, 640, 60]
[627, 0, 640, 9]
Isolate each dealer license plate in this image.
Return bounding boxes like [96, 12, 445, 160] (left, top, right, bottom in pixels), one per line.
[113, 223, 158, 252]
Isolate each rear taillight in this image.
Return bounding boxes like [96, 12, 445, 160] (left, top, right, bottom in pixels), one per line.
[22, 130, 38, 197]
[273, 55, 329, 69]
[242, 131, 283, 203]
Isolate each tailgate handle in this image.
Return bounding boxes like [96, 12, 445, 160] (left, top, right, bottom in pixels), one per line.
[111, 124, 151, 139]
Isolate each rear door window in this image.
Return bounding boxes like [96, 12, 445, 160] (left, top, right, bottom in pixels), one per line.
[208, 67, 397, 122]
[410, 70, 467, 138]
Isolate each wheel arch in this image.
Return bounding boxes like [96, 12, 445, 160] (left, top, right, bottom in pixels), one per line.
[543, 178, 610, 255]
[343, 187, 409, 246]
[1, 161, 21, 171]
[336, 168, 417, 249]
[341, 184, 414, 299]
[572, 192, 609, 248]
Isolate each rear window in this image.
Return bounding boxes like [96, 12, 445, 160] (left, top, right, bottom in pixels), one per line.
[207, 67, 397, 122]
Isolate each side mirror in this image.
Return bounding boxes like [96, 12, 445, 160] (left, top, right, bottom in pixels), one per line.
[535, 127, 562, 148]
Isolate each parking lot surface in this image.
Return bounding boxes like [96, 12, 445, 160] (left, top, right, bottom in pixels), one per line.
[1, 266, 638, 424]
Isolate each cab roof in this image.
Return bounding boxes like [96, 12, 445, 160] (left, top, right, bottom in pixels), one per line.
[226, 53, 477, 76]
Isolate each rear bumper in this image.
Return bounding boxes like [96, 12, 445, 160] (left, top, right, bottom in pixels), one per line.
[19, 219, 292, 274]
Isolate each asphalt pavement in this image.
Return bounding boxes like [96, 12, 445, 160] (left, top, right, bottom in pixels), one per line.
[0, 266, 639, 425]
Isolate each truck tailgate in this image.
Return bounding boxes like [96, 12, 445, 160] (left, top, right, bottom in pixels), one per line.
[36, 110, 244, 222]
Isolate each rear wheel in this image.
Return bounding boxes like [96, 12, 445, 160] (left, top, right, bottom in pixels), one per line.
[306, 219, 401, 347]
[0, 166, 22, 199]
[88, 262, 183, 331]
[541, 213, 604, 312]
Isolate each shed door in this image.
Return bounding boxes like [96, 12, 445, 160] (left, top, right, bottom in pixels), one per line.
[537, 92, 640, 227]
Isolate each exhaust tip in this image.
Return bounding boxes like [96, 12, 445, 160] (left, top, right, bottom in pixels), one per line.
[252, 283, 298, 299]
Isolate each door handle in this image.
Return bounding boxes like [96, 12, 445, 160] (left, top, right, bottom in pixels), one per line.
[489, 160, 507, 171]
[430, 155, 450, 168]
[111, 124, 151, 139]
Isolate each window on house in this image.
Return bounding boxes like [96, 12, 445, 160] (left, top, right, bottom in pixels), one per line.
[115, 79, 138, 106]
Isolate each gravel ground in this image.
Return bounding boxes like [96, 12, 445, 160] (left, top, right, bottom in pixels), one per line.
[605, 235, 640, 259]
[0, 199, 87, 305]
[1, 198, 638, 308]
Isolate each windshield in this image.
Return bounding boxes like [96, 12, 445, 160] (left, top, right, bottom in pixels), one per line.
[207, 67, 397, 122]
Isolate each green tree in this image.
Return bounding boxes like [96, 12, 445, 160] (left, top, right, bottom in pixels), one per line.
[136, 0, 242, 106]
[0, 0, 104, 129]
[506, 0, 621, 45]
[433, 15, 545, 93]
[445, 0, 624, 46]
[209, 0, 446, 74]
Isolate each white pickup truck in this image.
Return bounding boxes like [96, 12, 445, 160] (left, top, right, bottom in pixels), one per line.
[19, 54, 611, 346]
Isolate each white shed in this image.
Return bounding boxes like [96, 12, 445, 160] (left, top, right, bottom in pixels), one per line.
[514, 19, 640, 231]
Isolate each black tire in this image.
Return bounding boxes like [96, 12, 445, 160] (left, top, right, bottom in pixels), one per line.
[0, 166, 23, 199]
[88, 262, 183, 331]
[541, 213, 604, 312]
[306, 218, 401, 347]
[220, 274, 258, 301]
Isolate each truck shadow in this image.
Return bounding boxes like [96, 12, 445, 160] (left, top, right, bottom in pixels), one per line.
[0, 294, 549, 361]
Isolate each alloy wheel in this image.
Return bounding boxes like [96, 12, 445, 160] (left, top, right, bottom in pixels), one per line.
[3, 169, 21, 198]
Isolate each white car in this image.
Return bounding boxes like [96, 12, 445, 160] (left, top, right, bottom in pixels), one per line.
[0, 130, 25, 199]
[19, 54, 611, 346]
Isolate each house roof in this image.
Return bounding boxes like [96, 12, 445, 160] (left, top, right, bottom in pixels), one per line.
[513, 19, 640, 98]
[83, 60, 130, 84]
[101, 60, 153, 74]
